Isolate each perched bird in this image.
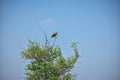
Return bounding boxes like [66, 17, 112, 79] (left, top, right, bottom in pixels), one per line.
[51, 32, 58, 38]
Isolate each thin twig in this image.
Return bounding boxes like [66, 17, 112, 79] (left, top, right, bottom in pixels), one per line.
[38, 24, 48, 44]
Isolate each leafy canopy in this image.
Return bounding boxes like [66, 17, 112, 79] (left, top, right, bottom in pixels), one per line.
[21, 40, 79, 80]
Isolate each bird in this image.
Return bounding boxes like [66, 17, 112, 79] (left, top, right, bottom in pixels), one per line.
[51, 32, 58, 38]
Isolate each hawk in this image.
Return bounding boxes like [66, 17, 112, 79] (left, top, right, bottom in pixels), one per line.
[51, 32, 58, 38]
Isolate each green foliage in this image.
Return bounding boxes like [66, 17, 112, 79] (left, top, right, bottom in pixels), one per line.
[21, 40, 79, 80]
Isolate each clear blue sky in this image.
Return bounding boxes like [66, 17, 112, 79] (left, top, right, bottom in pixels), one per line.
[0, 0, 120, 80]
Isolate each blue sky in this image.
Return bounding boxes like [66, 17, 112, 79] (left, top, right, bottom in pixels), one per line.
[0, 0, 120, 80]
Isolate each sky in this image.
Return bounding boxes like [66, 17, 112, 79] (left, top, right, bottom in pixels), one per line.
[0, 0, 120, 80]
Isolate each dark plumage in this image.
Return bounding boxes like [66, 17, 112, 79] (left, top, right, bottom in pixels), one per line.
[51, 32, 58, 38]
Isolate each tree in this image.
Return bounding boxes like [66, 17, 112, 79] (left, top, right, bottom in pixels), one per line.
[21, 36, 79, 80]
